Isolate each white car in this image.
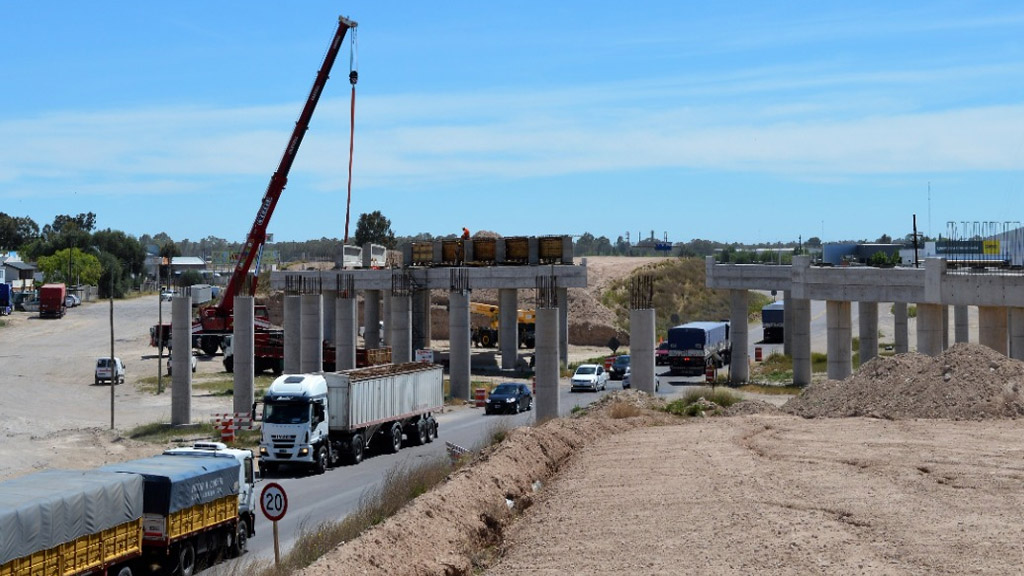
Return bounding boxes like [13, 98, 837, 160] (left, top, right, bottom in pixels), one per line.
[95, 357, 125, 385]
[570, 363, 608, 392]
[168, 351, 198, 375]
[622, 366, 659, 392]
[160, 290, 174, 302]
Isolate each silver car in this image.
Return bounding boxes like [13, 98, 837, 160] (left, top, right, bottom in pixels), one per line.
[570, 364, 608, 392]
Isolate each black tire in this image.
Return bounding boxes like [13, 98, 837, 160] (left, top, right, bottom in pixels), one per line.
[272, 360, 283, 376]
[231, 518, 248, 557]
[348, 434, 364, 464]
[480, 332, 493, 347]
[387, 422, 402, 454]
[223, 355, 234, 373]
[114, 566, 133, 576]
[94, 377, 99, 386]
[424, 419, 436, 443]
[177, 542, 196, 576]
[414, 419, 428, 446]
[314, 446, 328, 475]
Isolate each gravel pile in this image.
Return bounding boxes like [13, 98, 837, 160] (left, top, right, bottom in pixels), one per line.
[784, 343, 1024, 420]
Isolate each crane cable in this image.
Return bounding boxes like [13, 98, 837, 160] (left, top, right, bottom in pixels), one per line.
[343, 26, 358, 246]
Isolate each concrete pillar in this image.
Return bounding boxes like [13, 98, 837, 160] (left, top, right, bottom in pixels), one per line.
[791, 298, 811, 386]
[411, 289, 430, 351]
[535, 307, 560, 422]
[893, 302, 909, 354]
[916, 303, 944, 356]
[941, 305, 950, 351]
[300, 293, 323, 373]
[448, 291, 471, 400]
[170, 294, 192, 426]
[978, 306, 1008, 356]
[322, 290, 337, 344]
[826, 300, 852, 380]
[729, 290, 749, 384]
[284, 294, 301, 374]
[335, 293, 357, 370]
[381, 290, 391, 346]
[499, 289, 518, 370]
[858, 301, 878, 365]
[1009, 308, 1024, 361]
[558, 287, 569, 367]
[782, 290, 792, 356]
[233, 295, 255, 416]
[630, 308, 656, 393]
[392, 294, 413, 363]
[364, 290, 381, 349]
[954, 305, 970, 344]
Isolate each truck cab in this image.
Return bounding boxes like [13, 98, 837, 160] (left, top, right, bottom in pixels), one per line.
[259, 374, 330, 474]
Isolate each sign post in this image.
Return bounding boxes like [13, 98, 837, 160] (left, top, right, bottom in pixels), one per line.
[260, 482, 288, 566]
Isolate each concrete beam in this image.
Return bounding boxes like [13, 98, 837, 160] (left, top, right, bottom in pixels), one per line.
[790, 298, 811, 386]
[391, 295, 412, 363]
[826, 301, 852, 380]
[448, 291, 471, 400]
[782, 289, 792, 356]
[730, 290, 749, 384]
[363, 290, 381, 349]
[917, 303, 944, 357]
[283, 294, 301, 374]
[535, 307, 560, 422]
[978, 306, 1008, 355]
[233, 296, 254, 416]
[171, 294, 192, 426]
[499, 289, 518, 370]
[858, 301, 878, 364]
[270, 264, 588, 292]
[893, 302, 909, 354]
[412, 289, 431, 351]
[1010, 308, 1024, 361]
[300, 294, 323, 373]
[630, 308, 656, 393]
[335, 294, 357, 370]
[954, 305, 970, 344]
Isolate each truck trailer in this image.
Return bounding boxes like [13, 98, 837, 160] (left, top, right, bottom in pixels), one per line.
[0, 284, 11, 315]
[761, 301, 784, 344]
[666, 321, 731, 376]
[259, 362, 443, 475]
[38, 283, 66, 319]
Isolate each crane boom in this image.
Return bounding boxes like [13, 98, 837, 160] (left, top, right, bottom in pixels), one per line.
[204, 15, 357, 331]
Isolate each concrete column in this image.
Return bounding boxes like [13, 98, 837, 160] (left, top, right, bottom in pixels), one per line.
[916, 303, 944, 356]
[411, 289, 431, 351]
[630, 308, 656, 393]
[941, 305, 950, 351]
[893, 302, 909, 354]
[335, 294, 357, 370]
[782, 290, 792, 356]
[233, 295, 255, 416]
[391, 294, 413, 363]
[729, 290, 749, 384]
[499, 289, 518, 370]
[826, 300, 852, 380]
[790, 298, 811, 386]
[363, 290, 381, 349]
[322, 290, 337, 344]
[535, 307, 560, 422]
[284, 294, 301, 374]
[558, 287, 569, 367]
[448, 291, 471, 400]
[978, 306, 1008, 356]
[300, 293, 323, 373]
[858, 301, 878, 365]
[170, 294, 192, 426]
[381, 290, 391, 346]
[954, 305, 970, 344]
[1009, 308, 1024, 361]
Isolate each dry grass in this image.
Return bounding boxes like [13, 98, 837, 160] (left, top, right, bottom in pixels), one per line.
[607, 400, 643, 419]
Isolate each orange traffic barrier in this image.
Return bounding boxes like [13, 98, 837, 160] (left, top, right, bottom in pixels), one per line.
[474, 388, 487, 407]
[705, 365, 716, 384]
[755, 346, 763, 362]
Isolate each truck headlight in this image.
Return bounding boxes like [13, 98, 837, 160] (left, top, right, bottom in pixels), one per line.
[259, 447, 268, 456]
[298, 447, 309, 456]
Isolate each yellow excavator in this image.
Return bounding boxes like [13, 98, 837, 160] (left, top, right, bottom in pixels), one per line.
[470, 302, 536, 348]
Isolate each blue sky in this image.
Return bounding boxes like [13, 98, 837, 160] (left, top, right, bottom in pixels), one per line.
[2, 2, 1022, 245]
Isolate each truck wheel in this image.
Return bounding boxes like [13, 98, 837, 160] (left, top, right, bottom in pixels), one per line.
[261, 461, 276, 476]
[223, 356, 234, 373]
[177, 542, 196, 576]
[347, 434, 364, 465]
[427, 417, 439, 441]
[200, 337, 220, 357]
[114, 566, 133, 576]
[387, 423, 402, 454]
[231, 518, 249, 557]
[314, 446, 328, 474]
[480, 332, 493, 347]
[414, 419, 428, 446]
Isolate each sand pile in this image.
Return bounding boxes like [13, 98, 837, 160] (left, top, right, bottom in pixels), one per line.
[784, 343, 1024, 420]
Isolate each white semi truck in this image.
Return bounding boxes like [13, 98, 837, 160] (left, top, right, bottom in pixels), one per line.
[259, 362, 443, 475]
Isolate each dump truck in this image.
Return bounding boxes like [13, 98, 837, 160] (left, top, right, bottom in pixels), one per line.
[666, 321, 731, 376]
[761, 300, 784, 343]
[38, 283, 66, 319]
[258, 362, 443, 475]
[221, 333, 392, 374]
[469, 302, 536, 348]
[0, 469, 145, 576]
[0, 284, 12, 315]
[99, 452, 254, 576]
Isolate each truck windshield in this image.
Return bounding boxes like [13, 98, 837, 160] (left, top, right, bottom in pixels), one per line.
[264, 402, 310, 424]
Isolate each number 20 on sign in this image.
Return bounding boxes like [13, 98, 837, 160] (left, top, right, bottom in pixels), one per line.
[261, 482, 288, 565]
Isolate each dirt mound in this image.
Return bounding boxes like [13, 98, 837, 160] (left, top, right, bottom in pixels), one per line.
[297, 396, 671, 576]
[722, 399, 786, 417]
[784, 343, 1024, 420]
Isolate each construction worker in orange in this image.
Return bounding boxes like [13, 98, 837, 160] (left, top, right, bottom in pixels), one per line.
[462, 227, 471, 240]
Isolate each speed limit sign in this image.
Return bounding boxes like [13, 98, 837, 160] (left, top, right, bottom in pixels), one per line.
[260, 482, 288, 522]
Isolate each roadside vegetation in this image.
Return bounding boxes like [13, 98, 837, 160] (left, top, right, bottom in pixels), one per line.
[663, 387, 741, 417]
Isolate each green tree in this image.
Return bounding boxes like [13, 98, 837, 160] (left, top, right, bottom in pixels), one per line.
[353, 211, 396, 248]
[36, 248, 102, 285]
[0, 213, 39, 250]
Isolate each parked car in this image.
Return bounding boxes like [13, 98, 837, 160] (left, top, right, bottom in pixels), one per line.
[609, 354, 631, 380]
[622, 366, 659, 392]
[484, 382, 533, 415]
[167, 351, 198, 375]
[571, 364, 608, 392]
[94, 357, 125, 385]
[160, 290, 174, 302]
[656, 342, 670, 365]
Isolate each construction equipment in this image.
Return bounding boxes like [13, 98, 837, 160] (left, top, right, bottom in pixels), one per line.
[469, 302, 536, 348]
[160, 15, 358, 356]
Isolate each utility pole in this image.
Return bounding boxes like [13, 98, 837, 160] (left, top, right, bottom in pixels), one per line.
[157, 260, 164, 394]
[109, 272, 116, 430]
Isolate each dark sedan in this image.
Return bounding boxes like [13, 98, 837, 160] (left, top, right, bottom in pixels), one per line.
[484, 382, 533, 415]
[609, 354, 631, 380]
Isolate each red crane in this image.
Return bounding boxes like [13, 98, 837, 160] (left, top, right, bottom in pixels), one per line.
[194, 15, 358, 355]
